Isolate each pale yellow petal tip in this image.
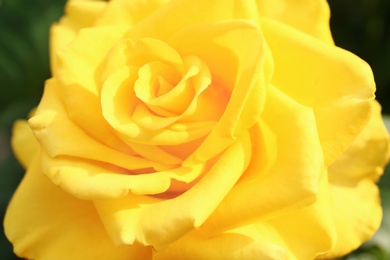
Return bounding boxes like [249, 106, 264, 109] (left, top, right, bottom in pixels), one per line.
[369, 101, 390, 172]
[324, 100, 389, 258]
[11, 120, 40, 168]
[376, 101, 390, 159]
[328, 100, 390, 184]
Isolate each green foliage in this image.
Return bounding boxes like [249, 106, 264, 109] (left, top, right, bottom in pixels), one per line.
[1, 1, 390, 259]
[328, 0, 390, 114]
[0, 0, 65, 259]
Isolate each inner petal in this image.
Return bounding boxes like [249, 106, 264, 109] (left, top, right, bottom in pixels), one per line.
[134, 55, 210, 117]
[134, 61, 179, 105]
[101, 38, 216, 145]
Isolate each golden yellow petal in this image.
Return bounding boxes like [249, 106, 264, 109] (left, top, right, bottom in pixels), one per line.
[262, 18, 375, 165]
[10, 120, 39, 169]
[169, 20, 269, 164]
[202, 86, 324, 233]
[321, 101, 390, 258]
[320, 180, 382, 259]
[4, 154, 150, 260]
[50, 0, 107, 73]
[29, 79, 168, 171]
[56, 26, 130, 147]
[94, 0, 169, 26]
[257, 0, 333, 43]
[157, 171, 335, 260]
[40, 150, 204, 199]
[154, 229, 288, 260]
[127, 0, 260, 41]
[94, 132, 252, 249]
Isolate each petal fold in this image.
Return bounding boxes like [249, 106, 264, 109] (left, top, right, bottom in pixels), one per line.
[11, 120, 39, 169]
[261, 18, 375, 165]
[95, 131, 252, 249]
[322, 101, 390, 258]
[201, 86, 324, 232]
[4, 154, 150, 260]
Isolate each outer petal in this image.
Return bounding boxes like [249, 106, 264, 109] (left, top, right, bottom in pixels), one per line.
[265, 169, 336, 259]
[128, 0, 261, 41]
[257, 0, 333, 43]
[3, 154, 150, 260]
[94, 0, 170, 26]
[29, 79, 212, 199]
[40, 150, 204, 199]
[50, 0, 107, 73]
[155, 169, 335, 260]
[321, 101, 390, 258]
[201, 86, 324, 232]
[94, 132, 252, 249]
[56, 26, 130, 150]
[50, 0, 170, 74]
[154, 229, 289, 260]
[29, 79, 168, 172]
[10, 120, 39, 169]
[261, 18, 375, 165]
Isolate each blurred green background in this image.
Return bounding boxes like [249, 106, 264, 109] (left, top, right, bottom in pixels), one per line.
[0, 0, 390, 259]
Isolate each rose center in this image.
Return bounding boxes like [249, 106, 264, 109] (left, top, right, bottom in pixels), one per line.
[134, 56, 210, 117]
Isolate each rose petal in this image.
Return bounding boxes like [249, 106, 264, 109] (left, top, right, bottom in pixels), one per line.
[169, 20, 269, 164]
[201, 86, 324, 232]
[154, 229, 288, 260]
[155, 170, 335, 260]
[264, 170, 336, 259]
[261, 18, 375, 165]
[94, 131, 252, 249]
[56, 26, 130, 149]
[100, 65, 215, 145]
[29, 79, 169, 171]
[50, 0, 107, 73]
[257, 0, 333, 43]
[321, 101, 390, 258]
[41, 150, 204, 199]
[321, 180, 382, 259]
[4, 155, 150, 260]
[10, 120, 39, 169]
[127, 0, 261, 41]
[99, 38, 214, 145]
[329, 101, 390, 184]
[94, 0, 170, 26]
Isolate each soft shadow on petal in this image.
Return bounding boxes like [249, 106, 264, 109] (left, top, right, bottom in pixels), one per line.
[127, 0, 261, 41]
[201, 86, 323, 233]
[94, 0, 169, 26]
[29, 79, 168, 172]
[169, 20, 269, 164]
[264, 169, 336, 259]
[261, 18, 375, 165]
[320, 101, 390, 258]
[10, 120, 39, 169]
[154, 229, 288, 260]
[4, 155, 151, 260]
[56, 26, 130, 149]
[155, 170, 335, 260]
[40, 150, 204, 199]
[94, 132, 252, 250]
[100, 40, 215, 146]
[50, 0, 107, 73]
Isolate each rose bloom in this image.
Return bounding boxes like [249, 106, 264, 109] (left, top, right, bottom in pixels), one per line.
[4, 0, 390, 259]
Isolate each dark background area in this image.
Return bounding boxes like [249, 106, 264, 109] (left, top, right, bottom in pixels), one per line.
[329, 0, 390, 115]
[0, 0, 390, 259]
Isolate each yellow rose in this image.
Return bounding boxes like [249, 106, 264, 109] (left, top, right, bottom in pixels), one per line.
[4, 0, 390, 259]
